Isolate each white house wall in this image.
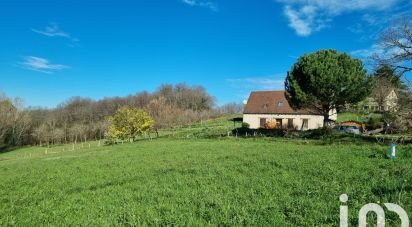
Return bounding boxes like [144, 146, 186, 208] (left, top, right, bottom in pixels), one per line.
[244, 114, 328, 130]
[329, 109, 337, 121]
[385, 90, 398, 111]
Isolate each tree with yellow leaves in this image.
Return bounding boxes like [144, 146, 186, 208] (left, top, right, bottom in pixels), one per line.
[106, 107, 154, 142]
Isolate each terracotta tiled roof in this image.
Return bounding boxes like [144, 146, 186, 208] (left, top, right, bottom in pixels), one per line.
[243, 91, 319, 115]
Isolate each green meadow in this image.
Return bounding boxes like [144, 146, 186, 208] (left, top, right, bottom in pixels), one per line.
[0, 119, 411, 226]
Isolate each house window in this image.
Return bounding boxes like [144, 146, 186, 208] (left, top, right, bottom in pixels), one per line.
[288, 119, 294, 129]
[260, 118, 267, 128]
[276, 119, 282, 128]
[302, 119, 309, 130]
[277, 101, 284, 107]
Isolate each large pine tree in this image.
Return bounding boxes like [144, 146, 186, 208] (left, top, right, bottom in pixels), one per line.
[285, 49, 372, 125]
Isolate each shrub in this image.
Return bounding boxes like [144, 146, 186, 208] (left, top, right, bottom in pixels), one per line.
[366, 116, 382, 130]
[241, 122, 250, 128]
[383, 112, 411, 134]
[231, 128, 287, 137]
[301, 127, 335, 139]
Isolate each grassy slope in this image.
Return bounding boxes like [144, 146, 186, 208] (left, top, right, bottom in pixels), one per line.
[336, 112, 382, 123]
[0, 117, 411, 226]
[157, 114, 241, 138]
[337, 112, 365, 122]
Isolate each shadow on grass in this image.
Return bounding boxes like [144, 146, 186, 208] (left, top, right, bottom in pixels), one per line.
[0, 145, 20, 154]
[231, 127, 412, 145]
[372, 184, 412, 197]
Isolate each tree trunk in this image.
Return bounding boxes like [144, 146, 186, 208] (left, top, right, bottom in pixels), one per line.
[323, 113, 330, 128]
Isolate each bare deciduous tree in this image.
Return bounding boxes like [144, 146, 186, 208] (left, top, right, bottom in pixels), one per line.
[0, 99, 14, 147]
[373, 17, 412, 112]
[217, 102, 244, 114]
[377, 17, 412, 80]
[0, 95, 32, 148]
[33, 124, 49, 147]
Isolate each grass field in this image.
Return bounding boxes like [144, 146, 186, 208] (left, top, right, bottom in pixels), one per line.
[156, 115, 241, 139]
[1, 118, 411, 226]
[336, 112, 382, 123]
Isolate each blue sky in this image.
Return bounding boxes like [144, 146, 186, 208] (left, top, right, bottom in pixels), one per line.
[0, 0, 411, 107]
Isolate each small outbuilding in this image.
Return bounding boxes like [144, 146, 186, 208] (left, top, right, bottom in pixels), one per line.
[339, 120, 366, 132]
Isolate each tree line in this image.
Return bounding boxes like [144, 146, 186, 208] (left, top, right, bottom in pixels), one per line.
[0, 84, 243, 149]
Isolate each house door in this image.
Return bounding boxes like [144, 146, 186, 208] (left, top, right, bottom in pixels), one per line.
[288, 119, 294, 129]
[260, 118, 267, 128]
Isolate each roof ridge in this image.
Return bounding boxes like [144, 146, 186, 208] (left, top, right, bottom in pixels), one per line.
[251, 90, 285, 93]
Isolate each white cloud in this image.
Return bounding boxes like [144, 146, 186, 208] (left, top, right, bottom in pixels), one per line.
[351, 42, 408, 68]
[32, 23, 79, 44]
[361, 14, 379, 25]
[352, 36, 412, 57]
[351, 44, 383, 58]
[21, 56, 69, 74]
[284, 6, 316, 36]
[346, 4, 412, 41]
[32, 24, 70, 38]
[277, 0, 402, 36]
[181, 0, 218, 12]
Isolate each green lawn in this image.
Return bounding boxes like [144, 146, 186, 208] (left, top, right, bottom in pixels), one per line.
[337, 112, 364, 122]
[0, 138, 411, 226]
[336, 112, 382, 123]
[157, 114, 241, 139]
